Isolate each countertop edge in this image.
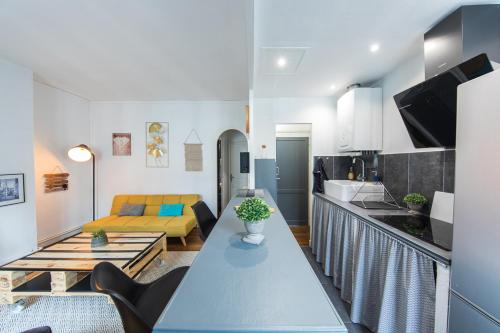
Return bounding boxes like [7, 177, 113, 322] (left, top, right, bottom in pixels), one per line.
[314, 193, 451, 265]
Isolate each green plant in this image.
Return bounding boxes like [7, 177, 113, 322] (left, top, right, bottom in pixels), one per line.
[235, 197, 271, 223]
[403, 193, 427, 205]
[92, 229, 107, 239]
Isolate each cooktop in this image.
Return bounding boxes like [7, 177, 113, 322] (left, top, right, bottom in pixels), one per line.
[368, 214, 453, 251]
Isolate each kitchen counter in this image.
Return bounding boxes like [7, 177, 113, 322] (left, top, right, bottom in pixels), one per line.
[314, 192, 451, 265]
[154, 191, 347, 333]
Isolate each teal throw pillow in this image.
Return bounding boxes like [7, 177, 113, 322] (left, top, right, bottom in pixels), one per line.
[158, 204, 184, 217]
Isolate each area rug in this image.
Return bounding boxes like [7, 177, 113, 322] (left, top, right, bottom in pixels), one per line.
[0, 251, 198, 333]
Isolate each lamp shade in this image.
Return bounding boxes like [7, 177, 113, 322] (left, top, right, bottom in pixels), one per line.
[68, 144, 93, 162]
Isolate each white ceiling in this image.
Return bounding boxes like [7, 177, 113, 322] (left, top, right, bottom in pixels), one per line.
[253, 0, 496, 98]
[0, 0, 250, 101]
[0, 0, 497, 101]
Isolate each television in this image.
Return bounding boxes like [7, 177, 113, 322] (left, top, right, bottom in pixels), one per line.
[393, 53, 493, 148]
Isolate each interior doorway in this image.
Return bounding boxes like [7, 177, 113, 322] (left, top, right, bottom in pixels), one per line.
[217, 129, 249, 216]
[275, 124, 311, 225]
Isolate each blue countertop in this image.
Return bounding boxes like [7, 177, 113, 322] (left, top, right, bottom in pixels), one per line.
[154, 192, 347, 333]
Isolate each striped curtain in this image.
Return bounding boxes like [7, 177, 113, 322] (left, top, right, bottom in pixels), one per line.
[311, 197, 436, 333]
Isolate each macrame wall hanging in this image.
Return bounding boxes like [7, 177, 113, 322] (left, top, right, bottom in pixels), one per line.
[184, 129, 203, 172]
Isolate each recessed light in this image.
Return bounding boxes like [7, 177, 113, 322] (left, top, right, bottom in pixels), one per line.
[276, 57, 287, 68]
[329, 84, 336, 90]
[370, 43, 380, 53]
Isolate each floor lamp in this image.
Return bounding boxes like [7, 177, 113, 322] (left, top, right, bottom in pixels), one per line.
[68, 144, 95, 221]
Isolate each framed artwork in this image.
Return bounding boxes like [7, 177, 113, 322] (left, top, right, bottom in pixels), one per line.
[146, 122, 169, 168]
[112, 133, 132, 156]
[0, 174, 25, 207]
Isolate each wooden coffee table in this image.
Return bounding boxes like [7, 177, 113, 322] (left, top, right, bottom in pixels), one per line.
[0, 232, 166, 304]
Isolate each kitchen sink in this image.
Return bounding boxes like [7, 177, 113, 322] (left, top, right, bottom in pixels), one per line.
[324, 180, 385, 202]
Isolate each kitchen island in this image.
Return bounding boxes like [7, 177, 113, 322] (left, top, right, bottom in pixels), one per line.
[312, 193, 451, 333]
[154, 191, 347, 333]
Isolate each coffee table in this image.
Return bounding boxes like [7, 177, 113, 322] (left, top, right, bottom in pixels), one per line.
[0, 232, 166, 304]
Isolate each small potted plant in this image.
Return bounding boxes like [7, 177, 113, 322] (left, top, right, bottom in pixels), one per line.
[403, 193, 427, 213]
[235, 197, 272, 245]
[91, 229, 108, 248]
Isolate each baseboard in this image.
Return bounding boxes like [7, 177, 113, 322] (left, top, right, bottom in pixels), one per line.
[37, 226, 83, 248]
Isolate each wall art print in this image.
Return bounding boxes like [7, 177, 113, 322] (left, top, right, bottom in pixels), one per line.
[112, 133, 132, 156]
[146, 122, 169, 168]
[0, 173, 25, 207]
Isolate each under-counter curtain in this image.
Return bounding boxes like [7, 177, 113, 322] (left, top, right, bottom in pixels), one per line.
[311, 196, 436, 333]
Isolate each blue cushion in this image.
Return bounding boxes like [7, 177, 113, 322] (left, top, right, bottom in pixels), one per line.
[158, 204, 184, 217]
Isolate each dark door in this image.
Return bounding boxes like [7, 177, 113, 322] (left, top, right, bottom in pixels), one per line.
[276, 137, 309, 225]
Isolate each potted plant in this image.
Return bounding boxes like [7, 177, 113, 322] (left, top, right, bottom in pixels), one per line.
[91, 229, 108, 248]
[403, 193, 427, 213]
[235, 197, 272, 245]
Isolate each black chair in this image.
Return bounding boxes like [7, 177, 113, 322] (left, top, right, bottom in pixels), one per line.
[90, 262, 189, 333]
[191, 201, 217, 241]
[22, 327, 51, 333]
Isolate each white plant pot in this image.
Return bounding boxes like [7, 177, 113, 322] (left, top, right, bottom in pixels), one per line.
[244, 220, 265, 234]
[407, 203, 424, 214]
[242, 220, 265, 245]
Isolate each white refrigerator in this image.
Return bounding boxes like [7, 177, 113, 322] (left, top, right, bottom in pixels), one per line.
[450, 68, 500, 332]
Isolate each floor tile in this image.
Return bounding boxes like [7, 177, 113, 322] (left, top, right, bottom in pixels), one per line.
[301, 247, 373, 332]
[321, 283, 352, 323]
[345, 322, 373, 333]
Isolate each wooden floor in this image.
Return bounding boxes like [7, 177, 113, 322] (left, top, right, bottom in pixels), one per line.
[167, 225, 310, 251]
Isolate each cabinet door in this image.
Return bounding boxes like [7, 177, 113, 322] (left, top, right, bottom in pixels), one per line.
[337, 91, 355, 152]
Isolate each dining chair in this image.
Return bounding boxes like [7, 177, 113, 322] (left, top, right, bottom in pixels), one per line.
[90, 262, 189, 333]
[191, 201, 217, 241]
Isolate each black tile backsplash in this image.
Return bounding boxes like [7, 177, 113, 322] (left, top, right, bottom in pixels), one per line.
[332, 150, 456, 213]
[409, 151, 444, 214]
[334, 153, 384, 181]
[444, 150, 456, 193]
[333, 156, 352, 180]
[383, 153, 409, 206]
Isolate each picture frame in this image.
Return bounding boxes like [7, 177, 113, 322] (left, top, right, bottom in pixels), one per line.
[0, 173, 25, 207]
[146, 122, 169, 168]
[112, 133, 132, 156]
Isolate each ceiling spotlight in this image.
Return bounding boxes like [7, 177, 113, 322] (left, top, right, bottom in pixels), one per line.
[276, 57, 287, 68]
[370, 43, 380, 53]
[329, 85, 336, 90]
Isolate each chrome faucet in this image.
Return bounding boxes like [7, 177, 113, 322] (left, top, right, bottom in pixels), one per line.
[352, 157, 365, 182]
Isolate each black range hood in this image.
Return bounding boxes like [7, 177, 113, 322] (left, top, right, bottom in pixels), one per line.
[393, 54, 493, 148]
[393, 4, 500, 149]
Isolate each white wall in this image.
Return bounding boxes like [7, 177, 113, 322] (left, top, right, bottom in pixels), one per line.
[33, 82, 92, 243]
[251, 97, 335, 224]
[90, 101, 246, 216]
[0, 58, 37, 265]
[252, 97, 336, 158]
[376, 49, 444, 154]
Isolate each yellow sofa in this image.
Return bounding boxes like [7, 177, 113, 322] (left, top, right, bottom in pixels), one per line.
[82, 194, 201, 245]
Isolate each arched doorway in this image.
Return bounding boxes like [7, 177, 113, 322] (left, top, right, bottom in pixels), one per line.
[217, 129, 248, 216]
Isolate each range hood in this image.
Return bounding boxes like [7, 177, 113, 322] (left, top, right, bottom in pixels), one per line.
[394, 54, 493, 148]
[424, 5, 500, 79]
[393, 5, 500, 148]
